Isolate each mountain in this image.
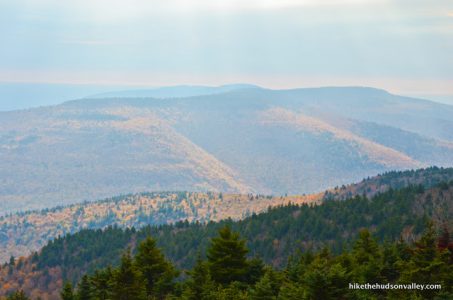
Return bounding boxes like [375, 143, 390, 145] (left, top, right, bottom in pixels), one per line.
[1, 167, 451, 268]
[0, 83, 131, 112]
[88, 84, 260, 99]
[323, 166, 453, 200]
[1, 86, 453, 213]
[1, 178, 451, 298]
[0, 192, 317, 264]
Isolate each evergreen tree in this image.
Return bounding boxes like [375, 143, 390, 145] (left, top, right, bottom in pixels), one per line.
[9, 255, 15, 266]
[60, 220, 453, 300]
[6, 290, 29, 300]
[207, 226, 249, 285]
[182, 254, 215, 300]
[90, 267, 113, 300]
[285, 250, 314, 282]
[277, 283, 305, 300]
[380, 242, 401, 282]
[244, 257, 265, 285]
[202, 282, 249, 300]
[250, 268, 282, 300]
[110, 250, 146, 300]
[395, 237, 412, 262]
[352, 229, 382, 283]
[302, 252, 351, 300]
[61, 282, 75, 300]
[400, 222, 445, 299]
[77, 275, 92, 300]
[8, 255, 15, 275]
[413, 222, 437, 266]
[134, 236, 178, 298]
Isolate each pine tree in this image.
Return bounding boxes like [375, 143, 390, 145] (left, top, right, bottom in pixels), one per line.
[90, 267, 113, 300]
[61, 282, 75, 300]
[302, 252, 350, 300]
[6, 291, 29, 300]
[285, 250, 314, 282]
[9, 255, 15, 266]
[134, 236, 178, 298]
[413, 222, 437, 266]
[395, 237, 412, 262]
[111, 250, 146, 300]
[8, 255, 15, 275]
[244, 257, 265, 285]
[207, 226, 249, 285]
[278, 282, 305, 300]
[77, 275, 92, 300]
[183, 254, 214, 300]
[250, 268, 282, 300]
[380, 242, 401, 282]
[204, 282, 249, 300]
[351, 229, 382, 283]
[400, 222, 445, 299]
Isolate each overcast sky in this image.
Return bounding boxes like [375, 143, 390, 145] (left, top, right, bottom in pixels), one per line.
[1, 0, 452, 98]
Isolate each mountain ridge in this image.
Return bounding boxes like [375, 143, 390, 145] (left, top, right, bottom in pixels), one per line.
[84, 83, 262, 100]
[1, 86, 453, 213]
[1, 172, 451, 298]
[1, 167, 452, 265]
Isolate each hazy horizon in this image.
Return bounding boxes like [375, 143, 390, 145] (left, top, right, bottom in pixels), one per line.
[1, 0, 452, 107]
[1, 82, 453, 112]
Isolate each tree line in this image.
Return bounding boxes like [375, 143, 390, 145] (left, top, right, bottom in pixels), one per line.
[7, 221, 453, 300]
[2, 182, 452, 299]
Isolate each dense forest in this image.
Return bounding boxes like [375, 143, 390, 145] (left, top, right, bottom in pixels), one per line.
[4, 222, 453, 299]
[0, 191, 314, 264]
[323, 166, 453, 200]
[1, 180, 452, 299]
[2, 167, 452, 264]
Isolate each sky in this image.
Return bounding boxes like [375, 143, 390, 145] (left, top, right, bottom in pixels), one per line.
[0, 0, 453, 108]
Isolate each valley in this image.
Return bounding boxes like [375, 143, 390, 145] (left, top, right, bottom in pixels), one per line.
[2, 86, 453, 214]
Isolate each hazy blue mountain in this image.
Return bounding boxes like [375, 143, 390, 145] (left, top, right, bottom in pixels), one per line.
[0, 83, 258, 111]
[1, 86, 452, 213]
[88, 83, 260, 99]
[0, 83, 132, 111]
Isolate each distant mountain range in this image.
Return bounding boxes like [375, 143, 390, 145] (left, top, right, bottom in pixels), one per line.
[87, 84, 260, 99]
[1, 85, 453, 213]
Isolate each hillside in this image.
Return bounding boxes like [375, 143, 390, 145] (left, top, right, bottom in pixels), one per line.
[1, 180, 452, 298]
[1, 86, 453, 213]
[2, 167, 451, 264]
[322, 166, 453, 200]
[0, 192, 317, 263]
[88, 84, 260, 99]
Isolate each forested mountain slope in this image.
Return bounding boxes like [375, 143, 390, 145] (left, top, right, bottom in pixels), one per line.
[0, 192, 317, 263]
[1, 167, 451, 264]
[1, 86, 453, 213]
[322, 166, 453, 200]
[1, 181, 451, 298]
